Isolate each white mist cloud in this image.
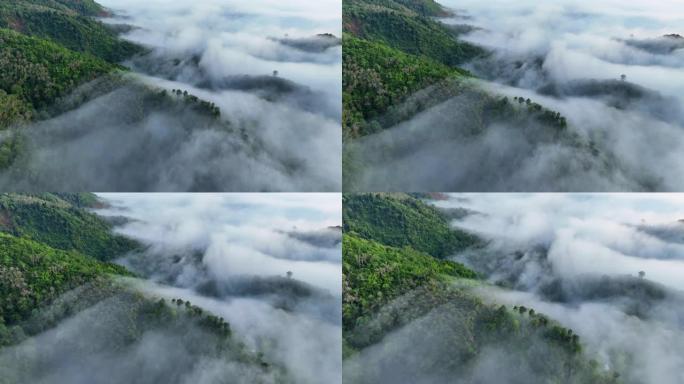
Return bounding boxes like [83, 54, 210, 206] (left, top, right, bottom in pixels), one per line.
[97, 193, 342, 294]
[100, 0, 342, 105]
[92, 193, 341, 384]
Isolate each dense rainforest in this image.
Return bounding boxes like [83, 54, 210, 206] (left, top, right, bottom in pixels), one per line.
[342, 193, 621, 383]
[0, 193, 294, 383]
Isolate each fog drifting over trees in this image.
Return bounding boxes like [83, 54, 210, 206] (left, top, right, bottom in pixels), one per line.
[434, 194, 684, 384]
[351, 0, 684, 191]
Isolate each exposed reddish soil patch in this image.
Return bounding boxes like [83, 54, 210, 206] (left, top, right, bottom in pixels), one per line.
[425, 192, 450, 201]
[0, 210, 13, 230]
[344, 18, 362, 36]
[8, 18, 25, 33]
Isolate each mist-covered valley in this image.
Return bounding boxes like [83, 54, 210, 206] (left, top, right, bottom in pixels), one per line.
[0, 0, 341, 191]
[342, 192, 684, 384]
[344, 0, 684, 191]
[435, 194, 684, 384]
[0, 193, 342, 384]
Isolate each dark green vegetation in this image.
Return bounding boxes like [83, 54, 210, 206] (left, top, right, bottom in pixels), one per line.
[0, 0, 141, 61]
[0, 193, 141, 261]
[171, 88, 222, 118]
[343, 193, 479, 258]
[344, 0, 482, 66]
[342, 0, 569, 138]
[342, 194, 620, 383]
[0, 0, 142, 130]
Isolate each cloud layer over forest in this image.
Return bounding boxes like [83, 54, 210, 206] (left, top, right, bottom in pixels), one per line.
[0, 193, 342, 384]
[350, 0, 684, 191]
[436, 194, 684, 384]
[0, 0, 341, 191]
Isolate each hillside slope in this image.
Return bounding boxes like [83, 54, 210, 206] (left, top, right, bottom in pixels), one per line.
[0, 0, 143, 131]
[0, 0, 142, 62]
[0, 193, 293, 383]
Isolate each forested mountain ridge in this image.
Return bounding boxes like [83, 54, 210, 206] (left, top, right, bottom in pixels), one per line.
[0, 193, 141, 260]
[0, 193, 293, 383]
[342, 193, 620, 383]
[0, 233, 131, 339]
[342, 0, 484, 138]
[342, 0, 572, 136]
[343, 34, 468, 137]
[0, 0, 234, 178]
[0, 0, 143, 62]
[0, 28, 117, 115]
[342, 193, 480, 257]
[344, 0, 483, 66]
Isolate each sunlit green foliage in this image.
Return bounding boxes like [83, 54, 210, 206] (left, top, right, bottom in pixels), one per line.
[343, 234, 476, 329]
[0, 233, 130, 329]
[50, 0, 108, 16]
[391, 0, 449, 16]
[6, 0, 110, 17]
[0, 90, 32, 129]
[342, 0, 485, 138]
[52, 192, 103, 208]
[343, 35, 466, 136]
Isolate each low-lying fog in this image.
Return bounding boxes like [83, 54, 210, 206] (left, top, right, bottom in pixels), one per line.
[436, 193, 684, 384]
[0, 0, 341, 191]
[350, 0, 684, 191]
[0, 193, 342, 384]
